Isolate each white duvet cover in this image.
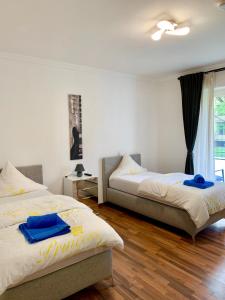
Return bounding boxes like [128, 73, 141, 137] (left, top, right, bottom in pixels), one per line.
[138, 173, 225, 228]
[109, 172, 158, 195]
[0, 189, 51, 206]
[0, 194, 123, 295]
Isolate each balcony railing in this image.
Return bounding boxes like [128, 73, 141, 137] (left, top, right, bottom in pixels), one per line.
[215, 159, 225, 182]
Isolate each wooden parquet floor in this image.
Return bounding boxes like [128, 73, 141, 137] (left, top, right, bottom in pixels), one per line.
[66, 198, 225, 300]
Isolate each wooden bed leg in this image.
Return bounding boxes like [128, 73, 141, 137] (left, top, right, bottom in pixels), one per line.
[106, 274, 115, 287]
[192, 235, 196, 244]
[110, 275, 115, 287]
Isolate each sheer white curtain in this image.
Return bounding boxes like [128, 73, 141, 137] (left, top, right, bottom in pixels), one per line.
[194, 72, 215, 180]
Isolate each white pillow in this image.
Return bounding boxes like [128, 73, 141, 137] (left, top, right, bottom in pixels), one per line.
[0, 161, 47, 198]
[110, 154, 147, 179]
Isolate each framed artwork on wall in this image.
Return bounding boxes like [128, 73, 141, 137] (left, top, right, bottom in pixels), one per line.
[68, 95, 83, 160]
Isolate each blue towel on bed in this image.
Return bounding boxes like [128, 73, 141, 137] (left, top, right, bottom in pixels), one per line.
[193, 174, 205, 184]
[183, 174, 214, 189]
[27, 213, 58, 229]
[19, 214, 70, 244]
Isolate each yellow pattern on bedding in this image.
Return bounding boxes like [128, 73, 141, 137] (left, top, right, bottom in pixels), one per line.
[3, 185, 26, 197]
[36, 230, 103, 265]
[0, 195, 89, 229]
[71, 225, 84, 236]
[205, 196, 223, 215]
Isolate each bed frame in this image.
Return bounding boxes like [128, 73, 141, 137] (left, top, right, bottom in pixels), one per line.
[102, 154, 225, 241]
[0, 165, 44, 184]
[0, 165, 113, 300]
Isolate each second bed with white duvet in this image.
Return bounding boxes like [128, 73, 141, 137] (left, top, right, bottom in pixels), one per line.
[109, 171, 225, 229]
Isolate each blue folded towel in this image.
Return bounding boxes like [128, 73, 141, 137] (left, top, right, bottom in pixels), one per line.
[183, 174, 214, 189]
[19, 215, 70, 244]
[194, 174, 205, 184]
[27, 213, 58, 229]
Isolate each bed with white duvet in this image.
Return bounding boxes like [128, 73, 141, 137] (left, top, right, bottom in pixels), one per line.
[0, 162, 123, 298]
[0, 191, 123, 295]
[109, 171, 225, 229]
[104, 154, 225, 239]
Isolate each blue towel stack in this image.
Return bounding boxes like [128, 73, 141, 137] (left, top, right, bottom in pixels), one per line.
[19, 213, 70, 244]
[183, 174, 214, 189]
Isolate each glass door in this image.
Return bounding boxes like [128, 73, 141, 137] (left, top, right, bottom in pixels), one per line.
[214, 89, 225, 181]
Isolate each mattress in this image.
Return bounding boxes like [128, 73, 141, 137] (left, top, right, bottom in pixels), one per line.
[10, 246, 110, 288]
[109, 172, 158, 196]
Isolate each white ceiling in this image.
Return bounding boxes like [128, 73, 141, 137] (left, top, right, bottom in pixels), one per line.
[0, 0, 225, 76]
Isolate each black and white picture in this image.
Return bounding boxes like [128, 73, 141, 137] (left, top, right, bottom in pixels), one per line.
[68, 95, 83, 160]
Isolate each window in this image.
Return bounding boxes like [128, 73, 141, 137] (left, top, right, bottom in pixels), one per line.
[214, 91, 225, 181]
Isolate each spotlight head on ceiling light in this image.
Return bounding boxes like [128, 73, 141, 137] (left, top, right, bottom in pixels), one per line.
[151, 29, 164, 41]
[165, 26, 190, 36]
[157, 20, 177, 31]
[151, 20, 190, 41]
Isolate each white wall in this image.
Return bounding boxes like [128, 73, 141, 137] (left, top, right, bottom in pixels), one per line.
[216, 71, 225, 89]
[156, 77, 186, 173]
[0, 55, 158, 195]
[135, 79, 159, 171]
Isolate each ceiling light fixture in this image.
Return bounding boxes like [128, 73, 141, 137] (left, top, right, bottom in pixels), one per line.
[151, 20, 190, 41]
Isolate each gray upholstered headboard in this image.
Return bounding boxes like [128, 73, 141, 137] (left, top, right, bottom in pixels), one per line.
[102, 154, 141, 201]
[0, 165, 43, 184]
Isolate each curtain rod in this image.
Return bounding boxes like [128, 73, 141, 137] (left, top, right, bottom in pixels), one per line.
[204, 67, 225, 74]
[178, 66, 225, 80]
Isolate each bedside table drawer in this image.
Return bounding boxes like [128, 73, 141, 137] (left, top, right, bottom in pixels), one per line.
[64, 175, 98, 200]
[76, 179, 98, 197]
[75, 180, 87, 190]
[88, 186, 98, 197]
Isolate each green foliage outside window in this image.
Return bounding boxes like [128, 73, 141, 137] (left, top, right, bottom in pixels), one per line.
[215, 96, 225, 159]
[215, 147, 225, 158]
[216, 122, 225, 135]
[215, 96, 225, 116]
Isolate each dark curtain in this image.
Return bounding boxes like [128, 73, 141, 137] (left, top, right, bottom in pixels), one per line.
[179, 72, 204, 174]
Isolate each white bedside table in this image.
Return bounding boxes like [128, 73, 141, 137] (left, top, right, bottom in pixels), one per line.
[63, 174, 98, 201]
